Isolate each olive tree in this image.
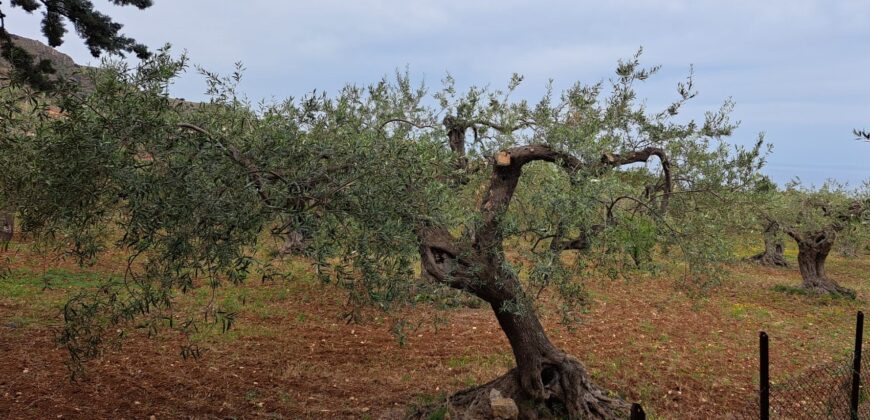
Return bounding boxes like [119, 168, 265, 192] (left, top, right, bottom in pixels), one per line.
[749, 220, 789, 267]
[766, 182, 869, 297]
[0, 209, 10, 245]
[0, 50, 765, 418]
[746, 177, 789, 267]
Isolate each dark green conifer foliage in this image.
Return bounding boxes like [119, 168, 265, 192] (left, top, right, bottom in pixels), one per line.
[0, 0, 151, 89]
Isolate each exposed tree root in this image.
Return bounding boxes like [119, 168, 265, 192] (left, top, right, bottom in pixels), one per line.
[446, 356, 629, 419]
[748, 249, 788, 267]
[801, 277, 856, 299]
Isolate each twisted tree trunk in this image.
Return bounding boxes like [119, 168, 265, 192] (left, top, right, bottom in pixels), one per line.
[0, 211, 12, 245]
[278, 230, 311, 255]
[793, 233, 855, 298]
[420, 228, 628, 419]
[417, 144, 640, 419]
[749, 221, 788, 267]
[779, 201, 866, 298]
[780, 227, 855, 298]
[449, 294, 629, 419]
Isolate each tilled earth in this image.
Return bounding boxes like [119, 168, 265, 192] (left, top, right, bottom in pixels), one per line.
[1, 244, 867, 419]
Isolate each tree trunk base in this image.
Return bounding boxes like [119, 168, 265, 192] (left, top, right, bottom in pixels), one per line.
[752, 222, 788, 268]
[748, 251, 788, 268]
[445, 356, 629, 419]
[0, 212, 12, 246]
[278, 230, 311, 256]
[802, 278, 856, 299]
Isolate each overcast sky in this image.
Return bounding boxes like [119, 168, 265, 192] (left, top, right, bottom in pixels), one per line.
[7, 0, 869, 186]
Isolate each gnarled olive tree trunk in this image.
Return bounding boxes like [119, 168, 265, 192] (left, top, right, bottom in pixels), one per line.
[779, 201, 866, 298]
[420, 226, 628, 419]
[278, 230, 311, 255]
[416, 144, 670, 419]
[749, 221, 788, 267]
[785, 229, 855, 298]
[449, 303, 627, 419]
[0, 211, 13, 246]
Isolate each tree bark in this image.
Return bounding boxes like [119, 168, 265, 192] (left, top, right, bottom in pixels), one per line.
[443, 116, 472, 174]
[420, 230, 629, 418]
[781, 228, 855, 298]
[0, 211, 12, 246]
[779, 200, 866, 298]
[793, 233, 855, 298]
[278, 230, 311, 255]
[446, 295, 629, 419]
[418, 144, 633, 419]
[749, 221, 788, 267]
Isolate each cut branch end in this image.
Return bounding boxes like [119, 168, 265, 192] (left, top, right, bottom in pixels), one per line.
[496, 151, 511, 166]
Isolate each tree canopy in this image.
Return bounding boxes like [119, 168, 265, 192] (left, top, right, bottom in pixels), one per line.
[0, 49, 769, 417]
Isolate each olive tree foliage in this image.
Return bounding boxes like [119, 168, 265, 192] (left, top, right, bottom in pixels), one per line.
[836, 214, 870, 257]
[1, 49, 767, 417]
[763, 181, 870, 297]
[508, 71, 767, 298]
[0, 0, 152, 252]
[0, 48, 453, 363]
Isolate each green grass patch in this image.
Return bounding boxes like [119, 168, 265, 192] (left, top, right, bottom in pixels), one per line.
[725, 302, 771, 320]
[407, 392, 449, 420]
[772, 284, 857, 301]
[0, 268, 107, 298]
[446, 352, 513, 370]
[0, 268, 116, 324]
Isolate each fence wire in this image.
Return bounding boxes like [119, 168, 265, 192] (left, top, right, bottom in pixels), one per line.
[730, 349, 870, 419]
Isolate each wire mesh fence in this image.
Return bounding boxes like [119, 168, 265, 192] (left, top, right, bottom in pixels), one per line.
[732, 354, 869, 419]
[729, 311, 868, 419]
[770, 355, 863, 418]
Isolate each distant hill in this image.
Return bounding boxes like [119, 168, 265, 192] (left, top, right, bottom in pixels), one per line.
[0, 34, 93, 88]
[0, 34, 198, 107]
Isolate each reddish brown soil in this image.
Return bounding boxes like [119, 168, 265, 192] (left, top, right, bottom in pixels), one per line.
[1, 242, 867, 419]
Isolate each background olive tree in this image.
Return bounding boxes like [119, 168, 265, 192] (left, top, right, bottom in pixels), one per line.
[762, 181, 869, 297]
[746, 177, 790, 267]
[0, 49, 768, 418]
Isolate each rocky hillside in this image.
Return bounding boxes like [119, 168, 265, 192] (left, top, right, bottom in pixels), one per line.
[0, 34, 92, 87]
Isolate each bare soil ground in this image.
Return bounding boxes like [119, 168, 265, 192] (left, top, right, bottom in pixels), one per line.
[0, 240, 867, 419]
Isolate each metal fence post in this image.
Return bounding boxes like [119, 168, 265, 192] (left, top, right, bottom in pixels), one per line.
[851, 311, 864, 420]
[760, 331, 769, 420]
[630, 402, 645, 420]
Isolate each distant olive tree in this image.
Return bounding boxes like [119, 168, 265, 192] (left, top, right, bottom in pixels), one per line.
[0, 50, 766, 418]
[749, 219, 789, 267]
[836, 218, 870, 257]
[765, 182, 869, 297]
[0, 210, 10, 246]
[746, 177, 789, 267]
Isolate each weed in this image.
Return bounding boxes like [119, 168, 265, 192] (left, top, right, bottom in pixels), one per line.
[407, 392, 448, 420]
